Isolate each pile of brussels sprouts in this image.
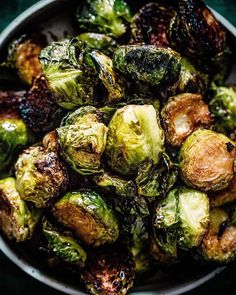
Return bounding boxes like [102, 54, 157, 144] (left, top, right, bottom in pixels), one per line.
[1, 0, 236, 294]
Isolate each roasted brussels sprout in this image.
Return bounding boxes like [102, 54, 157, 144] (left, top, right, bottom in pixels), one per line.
[131, 2, 176, 47]
[168, 0, 227, 58]
[106, 104, 164, 176]
[15, 146, 68, 208]
[19, 76, 64, 133]
[57, 107, 108, 175]
[7, 34, 46, 85]
[81, 244, 135, 295]
[196, 208, 236, 264]
[209, 85, 236, 132]
[154, 187, 209, 250]
[39, 38, 97, 110]
[0, 111, 28, 176]
[76, 0, 132, 39]
[179, 129, 235, 191]
[161, 93, 212, 147]
[0, 177, 41, 242]
[78, 33, 117, 56]
[42, 218, 87, 268]
[52, 190, 119, 247]
[90, 51, 124, 104]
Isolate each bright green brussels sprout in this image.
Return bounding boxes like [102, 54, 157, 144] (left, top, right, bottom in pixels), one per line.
[57, 107, 108, 175]
[42, 218, 87, 268]
[0, 112, 28, 176]
[179, 130, 235, 191]
[15, 146, 69, 208]
[52, 190, 119, 247]
[161, 93, 212, 147]
[106, 104, 164, 176]
[39, 38, 98, 110]
[196, 208, 236, 264]
[7, 34, 46, 85]
[76, 0, 132, 39]
[0, 177, 41, 242]
[90, 51, 124, 104]
[135, 153, 178, 199]
[81, 244, 135, 295]
[154, 187, 210, 251]
[113, 45, 181, 94]
[78, 33, 117, 56]
[209, 85, 236, 132]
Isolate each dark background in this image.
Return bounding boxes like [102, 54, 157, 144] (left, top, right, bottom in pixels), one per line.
[0, 0, 236, 294]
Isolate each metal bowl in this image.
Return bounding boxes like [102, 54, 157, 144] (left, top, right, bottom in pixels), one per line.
[0, 1, 235, 294]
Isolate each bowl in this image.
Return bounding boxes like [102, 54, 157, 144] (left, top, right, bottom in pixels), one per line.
[0, 1, 235, 294]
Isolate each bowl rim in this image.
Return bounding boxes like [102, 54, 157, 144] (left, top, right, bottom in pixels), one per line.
[0, 0, 235, 294]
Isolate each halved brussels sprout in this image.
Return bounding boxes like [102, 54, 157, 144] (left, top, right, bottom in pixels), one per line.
[131, 2, 176, 47]
[19, 76, 64, 133]
[179, 129, 235, 191]
[196, 208, 236, 264]
[7, 34, 46, 85]
[0, 111, 28, 176]
[42, 218, 87, 268]
[168, 0, 227, 58]
[209, 174, 236, 208]
[52, 190, 119, 247]
[90, 51, 124, 104]
[57, 107, 108, 175]
[161, 93, 212, 147]
[106, 104, 164, 176]
[76, 0, 132, 38]
[39, 38, 97, 110]
[209, 85, 236, 132]
[113, 45, 181, 92]
[154, 187, 210, 250]
[15, 146, 68, 208]
[78, 33, 117, 56]
[0, 177, 41, 242]
[81, 244, 135, 295]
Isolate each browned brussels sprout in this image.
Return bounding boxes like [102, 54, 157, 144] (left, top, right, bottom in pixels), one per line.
[81, 244, 135, 295]
[19, 76, 65, 133]
[196, 208, 236, 264]
[8, 34, 46, 85]
[179, 130, 235, 191]
[168, 0, 227, 58]
[15, 146, 68, 208]
[161, 93, 212, 147]
[52, 190, 119, 247]
[131, 2, 176, 47]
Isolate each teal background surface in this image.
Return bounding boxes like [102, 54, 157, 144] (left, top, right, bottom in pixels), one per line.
[0, 0, 236, 294]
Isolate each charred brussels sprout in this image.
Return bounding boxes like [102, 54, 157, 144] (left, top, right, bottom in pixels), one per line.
[0, 112, 28, 176]
[168, 0, 227, 58]
[196, 208, 236, 264]
[19, 76, 64, 133]
[209, 85, 236, 132]
[131, 2, 176, 47]
[15, 146, 68, 208]
[81, 244, 135, 295]
[57, 107, 108, 175]
[39, 38, 97, 110]
[78, 33, 117, 56]
[161, 93, 212, 147]
[7, 34, 46, 85]
[154, 187, 209, 250]
[0, 178, 41, 242]
[106, 105, 164, 176]
[52, 190, 119, 247]
[76, 0, 132, 39]
[179, 130, 235, 191]
[42, 219, 87, 268]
